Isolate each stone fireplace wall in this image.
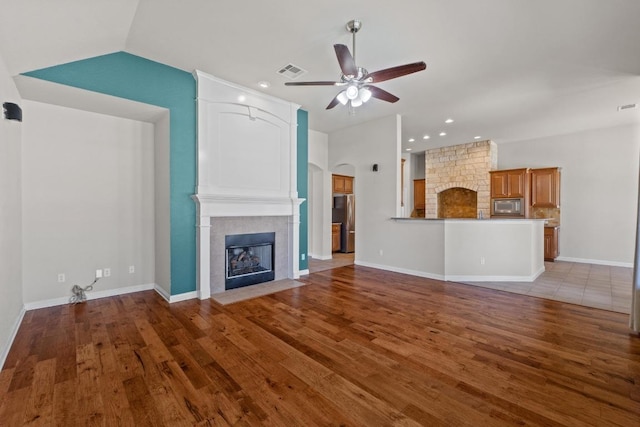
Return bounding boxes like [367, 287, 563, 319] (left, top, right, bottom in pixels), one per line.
[425, 140, 497, 218]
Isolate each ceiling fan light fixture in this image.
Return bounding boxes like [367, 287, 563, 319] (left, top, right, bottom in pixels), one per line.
[345, 85, 359, 100]
[360, 87, 372, 103]
[337, 91, 349, 105]
[285, 19, 426, 113]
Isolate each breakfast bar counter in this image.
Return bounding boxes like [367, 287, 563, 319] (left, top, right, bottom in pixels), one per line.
[381, 218, 545, 282]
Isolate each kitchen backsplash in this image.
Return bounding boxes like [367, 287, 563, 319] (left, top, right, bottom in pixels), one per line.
[530, 207, 560, 226]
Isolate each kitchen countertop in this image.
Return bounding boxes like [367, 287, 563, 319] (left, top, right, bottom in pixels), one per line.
[391, 217, 547, 222]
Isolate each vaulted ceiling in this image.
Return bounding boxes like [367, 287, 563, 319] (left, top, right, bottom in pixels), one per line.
[1, 0, 639, 152]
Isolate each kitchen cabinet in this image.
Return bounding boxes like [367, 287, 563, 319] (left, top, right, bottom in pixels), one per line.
[544, 226, 559, 261]
[531, 167, 561, 208]
[331, 223, 341, 252]
[332, 174, 354, 194]
[490, 168, 529, 198]
[413, 179, 425, 210]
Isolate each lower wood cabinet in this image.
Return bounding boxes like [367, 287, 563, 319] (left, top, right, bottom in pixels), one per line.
[544, 227, 559, 261]
[332, 223, 341, 252]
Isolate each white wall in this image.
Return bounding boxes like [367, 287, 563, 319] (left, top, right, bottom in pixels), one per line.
[0, 54, 24, 368]
[498, 124, 640, 266]
[329, 115, 402, 263]
[308, 129, 331, 260]
[21, 101, 156, 304]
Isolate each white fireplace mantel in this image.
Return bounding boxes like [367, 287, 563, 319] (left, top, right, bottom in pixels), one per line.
[192, 194, 304, 219]
[192, 71, 302, 299]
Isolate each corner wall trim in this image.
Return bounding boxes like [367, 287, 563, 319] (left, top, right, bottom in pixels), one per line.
[153, 285, 171, 302]
[0, 306, 26, 371]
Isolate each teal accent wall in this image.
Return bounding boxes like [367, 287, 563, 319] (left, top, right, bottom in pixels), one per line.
[24, 52, 196, 295]
[297, 109, 309, 271]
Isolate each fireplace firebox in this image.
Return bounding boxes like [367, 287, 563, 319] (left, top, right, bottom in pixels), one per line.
[225, 232, 275, 290]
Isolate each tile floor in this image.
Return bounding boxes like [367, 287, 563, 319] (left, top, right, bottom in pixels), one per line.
[308, 254, 633, 314]
[463, 261, 633, 314]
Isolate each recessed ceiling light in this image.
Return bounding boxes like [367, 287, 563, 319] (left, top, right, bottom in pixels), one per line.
[408, 138, 415, 142]
[439, 132, 447, 136]
[423, 135, 430, 140]
[445, 118, 454, 124]
[238, 95, 246, 102]
[474, 135, 481, 139]
[406, 148, 412, 151]
[258, 81, 271, 89]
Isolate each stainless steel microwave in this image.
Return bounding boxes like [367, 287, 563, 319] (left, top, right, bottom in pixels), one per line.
[491, 198, 524, 216]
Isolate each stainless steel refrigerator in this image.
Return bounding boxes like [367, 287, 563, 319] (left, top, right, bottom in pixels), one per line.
[332, 194, 355, 253]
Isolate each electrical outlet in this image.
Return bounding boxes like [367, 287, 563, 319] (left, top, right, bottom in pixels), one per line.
[57, 273, 65, 283]
[301, 254, 306, 261]
[480, 257, 486, 265]
[379, 249, 384, 256]
[104, 268, 111, 277]
[95, 269, 103, 278]
[129, 265, 135, 274]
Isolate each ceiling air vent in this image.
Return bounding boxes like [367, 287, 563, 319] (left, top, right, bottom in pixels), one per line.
[277, 63, 307, 80]
[617, 103, 638, 111]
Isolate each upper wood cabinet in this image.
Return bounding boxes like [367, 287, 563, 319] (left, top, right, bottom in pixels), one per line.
[490, 168, 530, 198]
[531, 167, 561, 208]
[332, 174, 354, 194]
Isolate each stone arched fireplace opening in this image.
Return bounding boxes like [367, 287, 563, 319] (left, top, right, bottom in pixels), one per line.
[424, 140, 497, 219]
[437, 187, 478, 218]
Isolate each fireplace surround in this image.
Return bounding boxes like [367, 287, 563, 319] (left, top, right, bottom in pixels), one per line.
[192, 70, 303, 299]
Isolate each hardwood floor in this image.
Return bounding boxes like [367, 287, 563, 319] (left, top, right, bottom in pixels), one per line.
[1, 265, 639, 426]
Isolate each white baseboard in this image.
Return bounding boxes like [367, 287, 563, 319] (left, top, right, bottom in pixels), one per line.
[445, 269, 545, 283]
[298, 269, 310, 276]
[167, 291, 198, 303]
[0, 306, 26, 371]
[355, 260, 446, 281]
[308, 253, 332, 261]
[354, 261, 545, 283]
[24, 283, 157, 311]
[555, 256, 633, 268]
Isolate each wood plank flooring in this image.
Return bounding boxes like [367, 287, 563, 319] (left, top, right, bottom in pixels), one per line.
[1, 265, 639, 426]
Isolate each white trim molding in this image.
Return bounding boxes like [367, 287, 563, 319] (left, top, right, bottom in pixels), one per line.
[0, 307, 26, 370]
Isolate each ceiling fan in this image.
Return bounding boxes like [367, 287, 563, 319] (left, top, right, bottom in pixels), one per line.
[285, 19, 426, 110]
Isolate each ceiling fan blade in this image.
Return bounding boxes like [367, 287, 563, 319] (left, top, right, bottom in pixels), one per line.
[285, 81, 341, 86]
[334, 44, 358, 77]
[326, 95, 341, 109]
[366, 62, 427, 83]
[368, 86, 400, 103]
